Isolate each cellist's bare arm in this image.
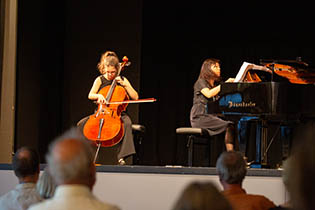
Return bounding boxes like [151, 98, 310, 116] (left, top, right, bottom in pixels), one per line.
[116, 76, 139, 100]
[88, 77, 106, 103]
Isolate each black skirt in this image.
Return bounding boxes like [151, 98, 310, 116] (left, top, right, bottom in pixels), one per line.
[190, 103, 232, 136]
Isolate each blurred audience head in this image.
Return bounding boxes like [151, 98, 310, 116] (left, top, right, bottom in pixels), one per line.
[287, 121, 315, 210]
[216, 151, 247, 185]
[281, 157, 291, 190]
[12, 147, 40, 182]
[36, 167, 56, 199]
[172, 181, 232, 210]
[46, 127, 96, 189]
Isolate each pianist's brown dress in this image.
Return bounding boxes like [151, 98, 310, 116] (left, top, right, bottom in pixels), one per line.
[190, 78, 233, 136]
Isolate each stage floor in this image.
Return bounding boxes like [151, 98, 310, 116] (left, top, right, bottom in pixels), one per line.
[0, 164, 286, 210]
[95, 164, 282, 176]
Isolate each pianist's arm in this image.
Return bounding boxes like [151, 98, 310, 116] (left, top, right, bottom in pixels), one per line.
[200, 78, 234, 98]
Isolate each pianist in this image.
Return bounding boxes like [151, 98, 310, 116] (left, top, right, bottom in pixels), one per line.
[190, 58, 235, 151]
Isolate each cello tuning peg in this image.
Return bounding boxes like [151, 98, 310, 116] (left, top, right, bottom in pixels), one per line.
[119, 61, 131, 67]
[122, 56, 128, 62]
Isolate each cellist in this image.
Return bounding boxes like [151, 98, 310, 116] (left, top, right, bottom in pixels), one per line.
[77, 51, 138, 165]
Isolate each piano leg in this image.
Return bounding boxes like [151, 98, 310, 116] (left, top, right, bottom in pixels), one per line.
[260, 120, 268, 166]
[258, 120, 282, 167]
[281, 126, 292, 160]
[255, 122, 261, 164]
[238, 117, 287, 168]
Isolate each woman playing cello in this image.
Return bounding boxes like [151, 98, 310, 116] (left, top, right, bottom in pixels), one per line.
[78, 51, 138, 165]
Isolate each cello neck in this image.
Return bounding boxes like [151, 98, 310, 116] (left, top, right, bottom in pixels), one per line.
[105, 79, 117, 102]
[104, 56, 129, 102]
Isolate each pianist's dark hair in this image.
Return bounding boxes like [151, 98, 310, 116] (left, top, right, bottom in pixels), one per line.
[199, 58, 221, 86]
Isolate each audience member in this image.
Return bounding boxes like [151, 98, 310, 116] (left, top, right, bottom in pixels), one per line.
[0, 147, 42, 210]
[216, 151, 276, 210]
[29, 127, 120, 210]
[172, 181, 232, 210]
[285, 120, 315, 210]
[269, 157, 292, 210]
[36, 167, 56, 199]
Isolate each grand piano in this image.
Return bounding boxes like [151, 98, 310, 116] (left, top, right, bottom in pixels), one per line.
[213, 59, 315, 167]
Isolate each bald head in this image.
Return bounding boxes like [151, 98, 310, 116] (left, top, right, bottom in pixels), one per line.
[46, 128, 95, 188]
[52, 139, 86, 163]
[13, 147, 39, 179]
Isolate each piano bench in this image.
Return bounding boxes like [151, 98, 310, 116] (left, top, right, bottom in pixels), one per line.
[176, 127, 210, 167]
[132, 124, 146, 165]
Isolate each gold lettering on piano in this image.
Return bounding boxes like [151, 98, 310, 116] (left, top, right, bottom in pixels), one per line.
[228, 101, 256, 108]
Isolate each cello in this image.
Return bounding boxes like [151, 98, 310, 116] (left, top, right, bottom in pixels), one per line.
[83, 56, 129, 147]
[83, 56, 155, 161]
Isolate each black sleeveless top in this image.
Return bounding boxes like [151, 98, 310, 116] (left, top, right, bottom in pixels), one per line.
[98, 75, 130, 105]
[99, 75, 127, 93]
[99, 75, 113, 90]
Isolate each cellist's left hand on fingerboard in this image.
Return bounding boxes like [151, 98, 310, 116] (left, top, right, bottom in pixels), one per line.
[115, 77, 127, 87]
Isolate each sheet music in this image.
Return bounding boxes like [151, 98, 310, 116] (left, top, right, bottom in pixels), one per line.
[234, 62, 252, 82]
[234, 62, 272, 82]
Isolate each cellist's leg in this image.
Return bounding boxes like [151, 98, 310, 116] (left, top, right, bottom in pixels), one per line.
[117, 113, 136, 164]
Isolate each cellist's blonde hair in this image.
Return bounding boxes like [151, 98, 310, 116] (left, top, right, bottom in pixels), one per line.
[97, 51, 120, 73]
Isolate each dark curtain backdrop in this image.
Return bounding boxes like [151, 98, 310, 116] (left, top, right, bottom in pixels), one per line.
[139, 1, 315, 166]
[15, 0, 143, 162]
[15, 1, 315, 165]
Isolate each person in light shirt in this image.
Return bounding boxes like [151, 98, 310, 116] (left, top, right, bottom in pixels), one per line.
[0, 147, 42, 210]
[29, 127, 120, 210]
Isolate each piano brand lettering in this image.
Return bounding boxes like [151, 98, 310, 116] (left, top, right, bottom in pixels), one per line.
[219, 93, 242, 106]
[219, 93, 255, 108]
[228, 101, 256, 108]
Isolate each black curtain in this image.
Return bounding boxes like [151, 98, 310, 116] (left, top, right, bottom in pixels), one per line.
[139, 1, 315, 166]
[15, 1, 315, 165]
[15, 0, 142, 162]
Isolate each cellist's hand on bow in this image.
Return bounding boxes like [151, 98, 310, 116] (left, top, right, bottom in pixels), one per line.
[97, 94, 107, 104]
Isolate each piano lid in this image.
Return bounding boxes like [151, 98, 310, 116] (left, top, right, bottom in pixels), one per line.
[259, 57, 309, 68]
[259, 57, 315, 84]
[234, 62, 288, 83]
[235, 59, 315, 84]
[215, 58, 315, 117]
